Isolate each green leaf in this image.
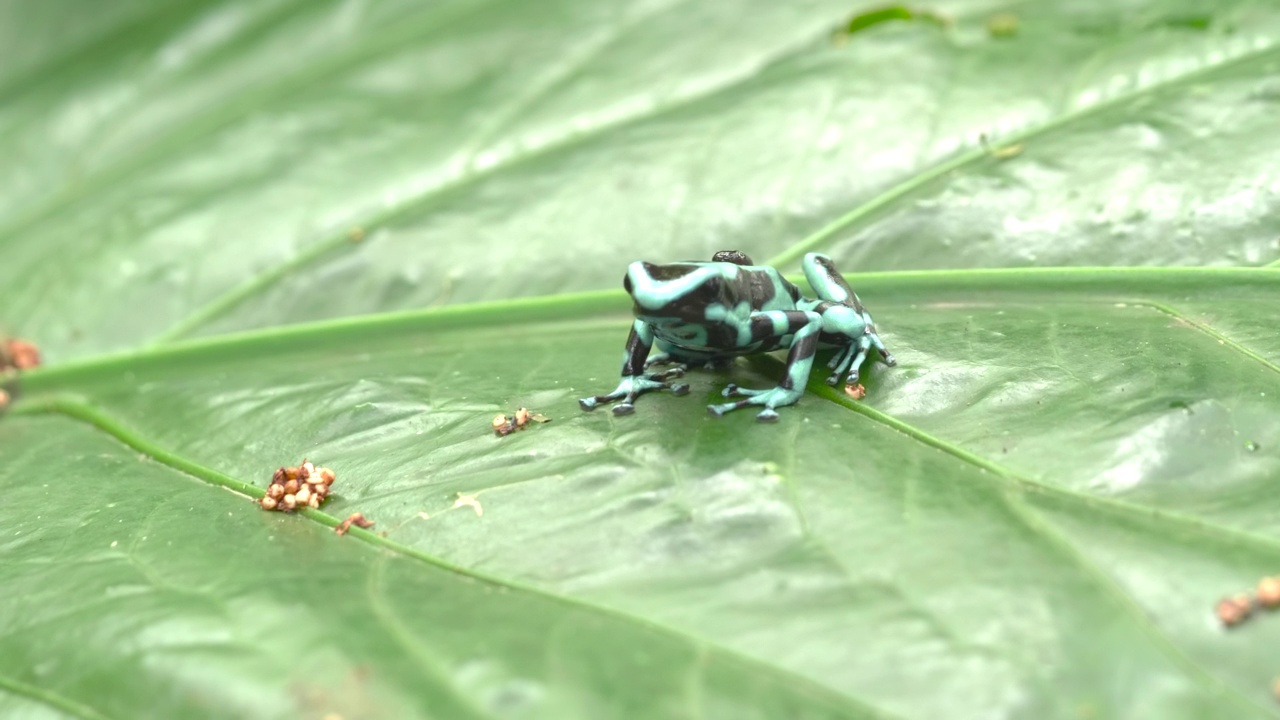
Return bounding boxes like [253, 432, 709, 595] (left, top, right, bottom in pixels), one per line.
[5, 0, 1280, 718]
[3, 0, 1279, 357]
[6, 267, 1280, 717]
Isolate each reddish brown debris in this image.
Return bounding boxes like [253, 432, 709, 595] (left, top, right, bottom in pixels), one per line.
[843, 383, 867, 400]
[492, 407, 550, 436]
[1259, 577, 1280, 609]
[1216, 594, 1253, 627]
[492, 413, 515, 436]
[259, 459, 335, 512]
[0, 338, 40, 372]
[335, 512, 375, 536]
[0, 388, 9, 411]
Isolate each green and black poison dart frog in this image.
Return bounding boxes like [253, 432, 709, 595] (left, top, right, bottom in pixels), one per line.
[579, 250, 896, 422]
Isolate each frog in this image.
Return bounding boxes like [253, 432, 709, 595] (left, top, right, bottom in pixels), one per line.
[578, 250, 896, 421]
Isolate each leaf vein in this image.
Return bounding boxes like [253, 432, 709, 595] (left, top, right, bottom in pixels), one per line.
[148, 25, 842, 342]
[998, 490, 1268, 716]
[765, 41, 1280, 269]
[0, 671, 115, 720]
[12, 397, 893, 718]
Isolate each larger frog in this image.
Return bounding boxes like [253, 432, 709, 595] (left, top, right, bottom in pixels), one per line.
[579, 251, 896, 421]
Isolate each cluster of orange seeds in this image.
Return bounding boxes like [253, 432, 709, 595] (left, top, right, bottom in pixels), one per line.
[0, 338, 40, 372]
[1216, 576, 1280, 627]
[259, 459, 335, 512]
[491, 407, 549, 436]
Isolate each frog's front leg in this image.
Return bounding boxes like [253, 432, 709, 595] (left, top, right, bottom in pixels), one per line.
[708, 310, 822, 422]
[579, 320, 690, 416]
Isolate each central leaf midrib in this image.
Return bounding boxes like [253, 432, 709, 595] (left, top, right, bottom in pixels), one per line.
[18, 265, 1278, 388]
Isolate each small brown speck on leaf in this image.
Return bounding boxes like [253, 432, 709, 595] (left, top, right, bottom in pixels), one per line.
[493, 407, 549, 436]
[335, 512, 375, 536]
[844, 383, 867, 400]
[1216, 594, 1253, 627]
[1259, 577, 1280, 608]
[0, 338, 41, 372]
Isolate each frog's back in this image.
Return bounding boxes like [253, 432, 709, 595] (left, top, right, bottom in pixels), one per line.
[625, 260, 799, 321]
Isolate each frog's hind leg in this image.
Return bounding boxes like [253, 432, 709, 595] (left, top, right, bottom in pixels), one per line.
[825, 331, 898, 386]
[802, 252, 863, 308]
[708, 310, 821, 422]
[804, 251, 897, 384]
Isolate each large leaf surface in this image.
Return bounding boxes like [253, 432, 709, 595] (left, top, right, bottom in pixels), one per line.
[5, 0, 1280, 718]
[2, 0, 1280, 358]
[8, 268, 1280, 718]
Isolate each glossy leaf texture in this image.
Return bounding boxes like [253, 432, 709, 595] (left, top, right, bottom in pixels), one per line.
[6, 268, 1280, 718]
[6, 1, 1280, 718]
[3, 0, 1280, 358]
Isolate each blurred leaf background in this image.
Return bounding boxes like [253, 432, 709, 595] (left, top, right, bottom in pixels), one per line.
[3, 0, 1280, 718]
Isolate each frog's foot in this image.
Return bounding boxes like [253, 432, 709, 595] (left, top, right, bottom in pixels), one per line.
[825, 346, 855, 383]
[826, 345, 852, 370]
[579, 369, 690, 415]
[826, 340, 871, 386]
[708, 385, 803, 422]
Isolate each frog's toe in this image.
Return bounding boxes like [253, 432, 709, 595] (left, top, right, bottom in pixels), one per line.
[880, 351, 897, 366]
[824, 372, 841, 386]
[578, 397, 599, 411]
[670, 383, 690, 396]
[721, 383, 740, 398]
[611, 403, 636, 416]
[709, 397, 754, 416]
[642, 367, 685, 383]
[755, 408, 780, 423]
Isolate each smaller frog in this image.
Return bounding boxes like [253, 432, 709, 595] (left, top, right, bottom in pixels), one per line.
[579, 251, 895, 421]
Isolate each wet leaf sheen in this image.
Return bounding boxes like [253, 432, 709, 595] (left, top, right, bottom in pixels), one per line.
[6, 268, 1280, 718]
[3, 0, 1280, 718]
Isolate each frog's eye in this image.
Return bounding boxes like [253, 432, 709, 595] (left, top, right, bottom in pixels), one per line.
[711, 250, 754, 266]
